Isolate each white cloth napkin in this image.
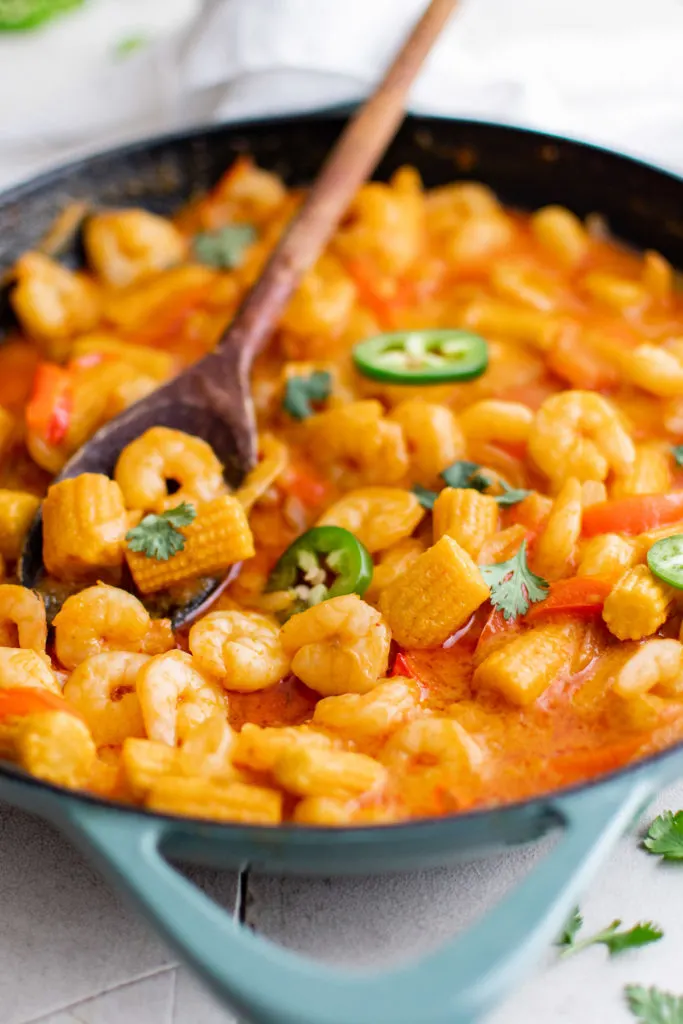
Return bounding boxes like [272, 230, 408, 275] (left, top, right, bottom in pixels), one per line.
[1, 0, 683, 189]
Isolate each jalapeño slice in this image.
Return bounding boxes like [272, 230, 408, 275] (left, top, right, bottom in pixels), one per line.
[352, 329, 488, 384]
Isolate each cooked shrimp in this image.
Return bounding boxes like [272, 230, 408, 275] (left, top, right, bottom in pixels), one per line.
[136, 650, 225, 746]
[84, 209, 187, 289]
[613, 639, 683, 699]
[188, 611, 289, 692]
[0, 648, 60, 694]
[114, 426, 225, 513]
[528, 390, 635, 486]
[0, 585, 48, 658]
[279, 594, 391, 696]
[53, 584, 150, 670]
[63, 651, 150, 746]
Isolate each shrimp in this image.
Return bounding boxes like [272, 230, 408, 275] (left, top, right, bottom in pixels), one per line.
[279, 594, 391, 696]
[136, 650, 225, 746]
[114, 426, 225, 513]
[0, 585, 48, 658]
[317, 487, 424, 553]
[613, 638, 683, 699]
[63, 651, 150, 746]
[53, 584, 150, 671]
[84, 209, 187, 289]
[381, 717, 484, 774]
[188, 611, 290, 692]
[0, 648, 60, 694]
[528, 390, 635, 486]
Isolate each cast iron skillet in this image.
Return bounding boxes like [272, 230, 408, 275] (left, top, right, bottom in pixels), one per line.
[1, 113, 683, 1024]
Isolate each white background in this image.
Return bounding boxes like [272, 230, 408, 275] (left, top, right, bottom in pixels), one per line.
[1, 2, 683, 1022]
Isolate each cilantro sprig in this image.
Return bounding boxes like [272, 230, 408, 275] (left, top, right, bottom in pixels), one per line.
[412, 459, 532, 510]
[193, 224, 257, 269]
[479, 540, 548, 620]
[643, 811, 683, 861]
[672, 445, 683, 468]
[626, 985, 683, 1023]
[283, 371, 332, 420]
[556, 910, 662, 959]
[125, 502, 196, 561]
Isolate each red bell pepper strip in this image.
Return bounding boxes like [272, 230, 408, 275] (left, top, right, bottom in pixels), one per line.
[279, 460, 334, 509]
[0, 688, 82, 721]
[525, 577, 613, 622]
[391, 651, 414, 678]
[582, 493, 683, 537]
[25, 363, 73, 446]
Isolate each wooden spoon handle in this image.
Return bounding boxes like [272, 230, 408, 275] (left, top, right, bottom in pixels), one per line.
[219, 0, 458, 365]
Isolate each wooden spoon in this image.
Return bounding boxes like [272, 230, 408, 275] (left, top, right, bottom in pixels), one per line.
[20, 0, 458, 625]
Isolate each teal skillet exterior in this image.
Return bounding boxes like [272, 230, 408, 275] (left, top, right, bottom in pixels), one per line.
[0, 751, 678, 1024]
[2, 112, 683, 1023]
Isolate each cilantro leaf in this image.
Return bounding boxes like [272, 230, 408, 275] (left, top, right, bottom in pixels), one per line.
[283, 371, 332, 420]
[602, 922, 663, 956]
[557, 909, 662, 959]
[626, 985, 683, 1024]
[114, 33, 150, 58]
[441, 460, 487, 490]
[125, 502, 196, 561]
[439, 460, 531, 506]
[479, 540, 549, 620]
[193, 224, 257, 269]
[556, 907, 583, 949]
[412, 485, 438, 510]
[672, 445, 683, 468]
[494, 479, 533, 507]
[644, 810, 683, 860]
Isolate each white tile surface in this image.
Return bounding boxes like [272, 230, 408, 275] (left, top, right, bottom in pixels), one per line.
[35, 970, 174, 1024]
[173, 967, 238, 1024]
[0, 802, 238, 1024]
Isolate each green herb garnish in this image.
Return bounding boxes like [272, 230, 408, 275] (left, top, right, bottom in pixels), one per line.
[193, 224, 257, 269]
[494, 479, 533, 507]
[479, 540, 549, 620]
[626, 985, 683, 1023]
[672, 446, 683, 468]
[125, 502, 196, 561]
[114, 33, 150, 58]
[0, 0, 84, 31]
[438, 460, 531, 506]
[283, 371, 332, 420]
[411, 485, 438, 510]
[441, 460, 488, 491]
[559, 917, 662, 959]
[556, 907, 583, 949]
[644, 810, 683, 861]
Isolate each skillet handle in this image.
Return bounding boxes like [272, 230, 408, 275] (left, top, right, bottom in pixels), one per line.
[60, 772, 654, 1024]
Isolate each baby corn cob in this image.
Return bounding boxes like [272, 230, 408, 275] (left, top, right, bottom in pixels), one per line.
[125, 494, 255, 593]
[602, 565, 676, 641]
[432, 487, 498, 558]
[473, 622, 580, 706]
[380, 535, 490, 648]
[42, 474, 128, 579]
[146, 777, 283, 824]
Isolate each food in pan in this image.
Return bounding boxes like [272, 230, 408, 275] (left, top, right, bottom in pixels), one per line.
[2, 157, 683, 825]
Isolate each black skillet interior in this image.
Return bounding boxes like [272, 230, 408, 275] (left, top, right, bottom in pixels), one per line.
[2, 113, 683, 299]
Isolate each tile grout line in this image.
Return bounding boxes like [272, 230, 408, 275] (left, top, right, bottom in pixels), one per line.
[235, 863, 251, 927]
[19, 962, 179, 1024]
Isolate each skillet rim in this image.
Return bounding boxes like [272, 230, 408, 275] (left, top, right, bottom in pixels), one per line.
[1, 109, 682, 837]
